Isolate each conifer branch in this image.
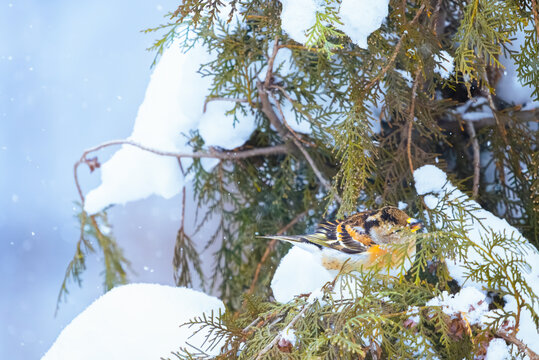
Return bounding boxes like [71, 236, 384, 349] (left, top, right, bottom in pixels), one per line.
[255, 303, 309, 360]
[497, 332, 539, 360]
[406, 69, 422, 175]
[465, 120, 480, 198]
[364, 4, 426, 93]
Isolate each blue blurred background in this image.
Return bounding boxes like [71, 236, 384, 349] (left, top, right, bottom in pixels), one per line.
[0, 1, 197, 358]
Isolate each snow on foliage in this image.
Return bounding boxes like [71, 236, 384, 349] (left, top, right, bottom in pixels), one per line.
[279, 0, 389, 49]
[84, 38, 256, 214]
[485, 338, 511, 360]
[271, 165, 537, 355]
[337, 0, 390, 49]
[271, 245, 333, 303]
[425, 287, 490, 325]
[414, 164, 539, 354]
[42, 284, 224, 360]
[496, 26, 538, 106]
[433, 50, 454, 79]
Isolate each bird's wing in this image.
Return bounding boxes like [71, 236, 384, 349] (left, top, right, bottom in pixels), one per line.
[315, 219, 375, 254]
[259, 218, 375, 254]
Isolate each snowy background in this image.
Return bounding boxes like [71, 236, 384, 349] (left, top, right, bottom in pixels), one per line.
[0, 1, 192, 358]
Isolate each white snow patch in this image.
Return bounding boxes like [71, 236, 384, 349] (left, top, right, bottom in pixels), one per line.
[413, 165, 447, 195]
[84, 37, 257, 214]
[433, 50, 454, 79]
[413, 164, 539, 354]
[199, 103, 256, 149]
[279, 0, 320, 44]
[485, 338, 510, 360]
[426, 287, 489, 325]
[42, 284, 224, 360]
[279, 0, 389, 49]
[398, 201, 408, 210]
[280, 328, 297, 346]
[271, 245, 333, 303]
[337, 0, 390, 49]
[497, 26, 537, 105]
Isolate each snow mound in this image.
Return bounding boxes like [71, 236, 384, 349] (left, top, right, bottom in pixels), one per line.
[84, 38, 256, 214]
[42, 284, 224, 360]
[414, 164, 539, 354]
[279, 0, 390, 49]
[271, 245, 333, 303]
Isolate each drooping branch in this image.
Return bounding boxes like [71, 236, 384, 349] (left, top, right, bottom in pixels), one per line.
[406, 69, 422, 175]
[465, 120, 480, 198]
[74, 139, 289, 206]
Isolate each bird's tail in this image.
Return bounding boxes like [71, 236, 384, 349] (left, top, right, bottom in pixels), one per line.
[257, 235, 324, 250]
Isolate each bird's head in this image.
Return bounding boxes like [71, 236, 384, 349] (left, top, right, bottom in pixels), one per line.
[365, 206, 423, 244]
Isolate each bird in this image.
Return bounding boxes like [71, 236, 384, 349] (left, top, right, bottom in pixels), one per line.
[260, 206, 423, 273]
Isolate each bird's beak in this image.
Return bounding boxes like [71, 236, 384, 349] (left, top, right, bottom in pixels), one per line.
[406, 218, 423, 232]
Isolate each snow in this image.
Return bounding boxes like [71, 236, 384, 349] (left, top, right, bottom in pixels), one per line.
[279, 0, 390, 49]
[279, 0, 320, 44]
[455, 97, 491, 121]
[199, 104, 257, 149]
[42, 284, 225, 360]
[485, 338, 510, 360]
[84, 36, 257, 214]
[398, 201, 408, 210]
[413, 164, 539, 354]
[337, 0, 390, 49]
[280, 328, 297, 346]
[426, 287, 489, 325]
[433, 50, 454, 79]
[271, 245, 333, 303]
[413, 165, 447, 196]
[496, 26, 537, 105]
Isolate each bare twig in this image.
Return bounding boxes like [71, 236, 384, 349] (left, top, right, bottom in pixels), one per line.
[531, 0, 539, 42]
[270, 84, 314, 123]
[247, 210, 308, 295]
[255, 304, 309, 360]
[270, 92, 335, 196]
[203, 97, 249, 113]
[268, 92, 314, 145]
[439, 106, 538, 133]
[497, 332, 539, 360]
[465, 120, 480, 198]
[364, 4, 426, 93]
[265, 36, 280, 88]
[406, 69, 422, 175]
[74, 139, 288, 206]
[257, 81, 290, 139]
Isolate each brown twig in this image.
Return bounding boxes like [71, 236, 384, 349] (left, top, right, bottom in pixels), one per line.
[265, 35, 280, 88]
[363, 4, 426, 93]
[406, 69, 422, 175]
[247, 210, 308, 295]
[74, 139, 288, 207]
[497, 332, 539, 360]
[531, 0, 539, 42]
[203, 97, 249, 113]
[465, 120, 480, 198]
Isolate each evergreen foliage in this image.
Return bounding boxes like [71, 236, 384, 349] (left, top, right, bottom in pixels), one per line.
[62, 0, 538, 358]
